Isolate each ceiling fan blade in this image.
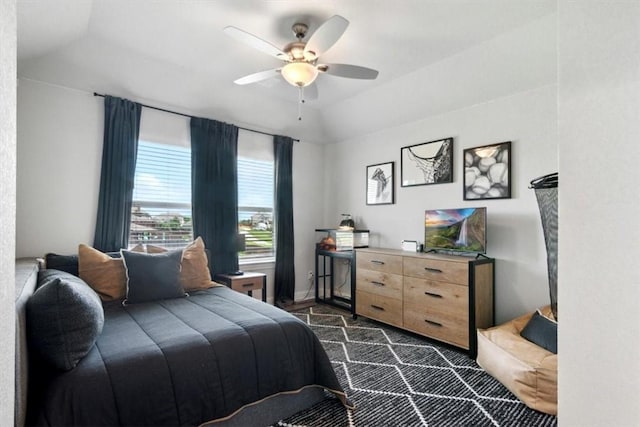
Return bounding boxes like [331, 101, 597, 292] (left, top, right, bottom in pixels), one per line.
[224, 26, 286, 59]
[304, 15, 349, 58]
[319, 63, 379, 80]
[234, 69, 281, 85]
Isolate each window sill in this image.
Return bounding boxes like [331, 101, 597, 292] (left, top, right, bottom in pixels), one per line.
[240, 257, 275, 268]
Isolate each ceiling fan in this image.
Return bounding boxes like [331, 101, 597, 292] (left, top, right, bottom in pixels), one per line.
[224, 15, 379, 119]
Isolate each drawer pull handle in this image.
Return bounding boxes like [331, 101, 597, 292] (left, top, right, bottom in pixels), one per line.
[371, 260, 385, 265]
[242, 283, 254, 288]
[424, 267, 442, 274]
[424, 319, 443, 327]
[424, 291, 443, 298]
[371, 281, 386, 287]
[371, 304, 385, 311]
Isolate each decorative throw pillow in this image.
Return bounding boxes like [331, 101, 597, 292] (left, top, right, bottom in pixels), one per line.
[27, 270, 104, 371]
[38, 268, 74, 288]
[44, 253, 80, 277]
[520, 309, 558, 354]
[145, 243, 168, 254]
[135, 237, 215, 291]
[180, 237, 215, 291]
[121, 249, 186, 304]
[78, 244, 127, 301]
[130, 243, 146, 252]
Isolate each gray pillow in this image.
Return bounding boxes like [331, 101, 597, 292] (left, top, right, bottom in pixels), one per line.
[121, 249, 186, 304]
[27, 270, 104, 371]
[520, 310, 557, 354]
[43, 253, 80, 277]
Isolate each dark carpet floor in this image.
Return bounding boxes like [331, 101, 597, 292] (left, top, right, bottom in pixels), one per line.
[276, 304, 557, 427]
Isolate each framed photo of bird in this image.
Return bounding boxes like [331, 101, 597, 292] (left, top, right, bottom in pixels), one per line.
[366, 162, 395, 205]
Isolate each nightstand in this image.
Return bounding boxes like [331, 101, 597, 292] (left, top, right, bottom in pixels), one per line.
[214, 272, 267, 302]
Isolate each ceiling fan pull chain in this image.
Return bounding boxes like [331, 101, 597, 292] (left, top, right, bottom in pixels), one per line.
[298, 86, 304, 121]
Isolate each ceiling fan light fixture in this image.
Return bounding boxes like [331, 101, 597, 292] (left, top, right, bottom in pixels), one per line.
[281, 62, 318, 87]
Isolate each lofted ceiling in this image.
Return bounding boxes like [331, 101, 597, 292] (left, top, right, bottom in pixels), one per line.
[17, 0, 557, 143]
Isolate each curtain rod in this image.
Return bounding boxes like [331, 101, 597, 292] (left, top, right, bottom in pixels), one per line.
[93, 92, 299, 142]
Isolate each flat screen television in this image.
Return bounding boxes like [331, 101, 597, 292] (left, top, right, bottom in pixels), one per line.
[424, 207, 487, 254]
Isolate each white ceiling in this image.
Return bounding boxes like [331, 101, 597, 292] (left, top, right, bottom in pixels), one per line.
[17, 0, 557, 143]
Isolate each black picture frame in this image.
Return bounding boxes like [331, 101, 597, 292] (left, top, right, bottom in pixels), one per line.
[463, 141, 512, 200]
[366, 162, 394, 205]
[400, 137, 453, 187]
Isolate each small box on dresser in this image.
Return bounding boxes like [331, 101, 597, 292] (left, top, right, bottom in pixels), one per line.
[355, 247, 494, 357]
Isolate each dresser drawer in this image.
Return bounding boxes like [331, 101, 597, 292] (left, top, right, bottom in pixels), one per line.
[403, 304, 469, 349]
[403, 276, 468, 316]
[356, 291, 402, 327]
[403, 256, 468, 285]
[356, 269, 402, 299]
[357, 251, 403, 275]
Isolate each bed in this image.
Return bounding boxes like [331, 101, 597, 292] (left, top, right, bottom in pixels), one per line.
[18, 248, 350, 426]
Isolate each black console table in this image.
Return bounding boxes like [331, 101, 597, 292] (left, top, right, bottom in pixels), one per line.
[315, 247, 356, 316]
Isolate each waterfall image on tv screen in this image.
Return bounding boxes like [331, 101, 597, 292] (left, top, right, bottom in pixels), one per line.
[424, 208, 486, 253]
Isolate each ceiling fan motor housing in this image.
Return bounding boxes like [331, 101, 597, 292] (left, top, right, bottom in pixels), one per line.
[291, 23, 308, 39]
[284, 41, 308, 60]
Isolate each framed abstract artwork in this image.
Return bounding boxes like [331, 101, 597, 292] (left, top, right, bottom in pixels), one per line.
[366, 162, 394, 205]
[463, 141, 511, 200]
[401, 137, 453, 187]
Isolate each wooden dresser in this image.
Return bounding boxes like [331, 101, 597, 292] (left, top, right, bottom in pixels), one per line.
[355, 247, 494, 357]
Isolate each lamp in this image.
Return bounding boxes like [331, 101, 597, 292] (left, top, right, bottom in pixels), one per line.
[281, 62, 318, 87]
[228, 233, 246, 276]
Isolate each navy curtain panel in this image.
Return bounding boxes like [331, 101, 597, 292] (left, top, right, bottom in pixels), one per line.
[190, 117, 239, 276]
[93, 96, 142, 252]
[273, 135, 295, 303]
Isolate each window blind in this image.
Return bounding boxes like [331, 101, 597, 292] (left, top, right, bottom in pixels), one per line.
[129, 140, 193, 249]
[129, 130, 275, 260]
[237, 130, 274, 260]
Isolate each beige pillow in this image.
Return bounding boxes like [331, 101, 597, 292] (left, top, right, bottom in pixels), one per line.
[78, 244, 127, 301]
[180, 237, 215, 291]
[146, 244, 168, 254]
[130, 243, 146, 252]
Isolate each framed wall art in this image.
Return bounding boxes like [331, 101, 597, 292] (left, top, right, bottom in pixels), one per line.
[366, 162, 394, 205]
[463, 141, 511, 200]
[401, 137, 453, 187]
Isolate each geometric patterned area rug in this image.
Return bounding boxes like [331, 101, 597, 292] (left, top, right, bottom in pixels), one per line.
[277, 304, 557, 427]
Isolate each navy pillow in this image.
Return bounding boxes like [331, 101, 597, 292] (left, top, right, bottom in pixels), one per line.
[44, 251, 122, 278]
[27, 270, 104, 371]
[121, 249, 186, 304]
[44, 253, 79, 276]
[520, 310, 557, 354]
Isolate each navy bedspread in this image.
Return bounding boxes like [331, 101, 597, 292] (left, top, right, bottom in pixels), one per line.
[29, 286, 346, 426]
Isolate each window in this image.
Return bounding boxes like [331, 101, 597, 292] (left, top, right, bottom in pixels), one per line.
[128, 117, 274, 261]
[238, 130, 275, 260]
[129, 140, 193, 249]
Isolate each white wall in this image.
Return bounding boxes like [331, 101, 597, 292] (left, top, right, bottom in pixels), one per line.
[17, 79, 103, 256]
[293, 141, 325, 302]
[558, 1, 640, 425]
[324, 85, 558, 324]
[16, 78, 324, 304]
[0, 1, 16, 425]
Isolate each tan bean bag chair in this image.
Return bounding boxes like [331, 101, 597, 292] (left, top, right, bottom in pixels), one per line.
[476, 306, 557, 415]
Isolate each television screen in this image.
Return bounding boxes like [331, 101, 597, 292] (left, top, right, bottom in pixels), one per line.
[424, 207, 487, 254]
